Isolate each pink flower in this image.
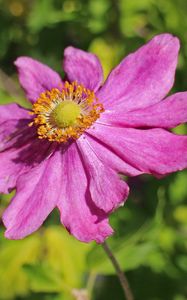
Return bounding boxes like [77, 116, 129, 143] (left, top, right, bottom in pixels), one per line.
[0, 34, 187, 243]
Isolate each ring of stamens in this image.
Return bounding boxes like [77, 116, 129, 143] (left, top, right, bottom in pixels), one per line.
[29, 81, 104, 143]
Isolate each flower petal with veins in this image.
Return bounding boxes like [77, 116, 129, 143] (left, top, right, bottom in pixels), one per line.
[57, 143, 113, 243]
[63, 46, 103, 91]
[97, 34, 179, 111]
[15, 57, 63, 104]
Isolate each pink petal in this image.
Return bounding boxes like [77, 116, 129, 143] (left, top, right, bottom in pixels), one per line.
[97, 34, 179, 111]
[88, 124, 187, 176]
[15, 57, 63, 103]
[0, 138, 52, 194]
[0, 147, 28, 193]
[0, 103, 31, 151]
[83, 133, 143, 176]
[3, 150, 60, 239]
[57, 142, 113, 243]
[77, 136, 129, 213]
[99, 92, 187, 128]
[63, 46, 103, 91]
[0, 103, 52, 193]
[0, 103, 29, 123]
[0, 123, 34, 152]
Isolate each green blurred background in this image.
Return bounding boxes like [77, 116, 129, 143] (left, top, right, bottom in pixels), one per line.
[0, 0, 187, 299]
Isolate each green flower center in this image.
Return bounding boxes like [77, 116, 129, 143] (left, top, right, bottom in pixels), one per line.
[51, 100, 81, 128]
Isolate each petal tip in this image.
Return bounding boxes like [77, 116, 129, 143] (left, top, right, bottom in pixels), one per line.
[4, 229, 17, 240]
[153, 33, 180, 51]
[14, 56, 30, 67]
[64, 46, 75, 55]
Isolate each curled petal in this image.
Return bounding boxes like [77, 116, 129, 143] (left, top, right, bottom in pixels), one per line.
[97, 34, 179, 111]
[15, 57, 63, 103]
[99, 92, 187, 129]
[88, 124, 187, 176]
[63, 46, 103, 91]
[57, 143, 113, 243]
[77, 136, 129, 213]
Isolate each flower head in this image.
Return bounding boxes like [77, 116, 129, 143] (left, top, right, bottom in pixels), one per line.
[29, 81, 104, 143]
[0, 34, 187, 243]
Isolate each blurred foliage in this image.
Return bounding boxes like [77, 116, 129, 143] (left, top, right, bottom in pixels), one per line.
[0, 0, 187, 299]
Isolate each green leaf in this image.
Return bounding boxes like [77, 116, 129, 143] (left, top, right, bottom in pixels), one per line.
[42, 226, 92, 288]
[174, 205, 187, 225]
[169, 170, 187, 204]
[0, 231, 40, 299]
[87, 221, 157, 274]
[23, 264, 66, 293]
[88, 240, 156, 275]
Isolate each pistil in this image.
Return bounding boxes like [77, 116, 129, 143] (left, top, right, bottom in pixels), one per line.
[50, 101, 81, 128]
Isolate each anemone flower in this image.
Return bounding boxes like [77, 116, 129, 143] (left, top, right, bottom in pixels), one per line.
[0, 34, 187, 243]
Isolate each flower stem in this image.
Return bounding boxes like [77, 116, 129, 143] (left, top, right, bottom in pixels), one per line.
[102, 241, 134, 300]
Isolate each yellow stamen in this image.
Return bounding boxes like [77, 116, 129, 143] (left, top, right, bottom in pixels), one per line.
[29, 81, 104, 143]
